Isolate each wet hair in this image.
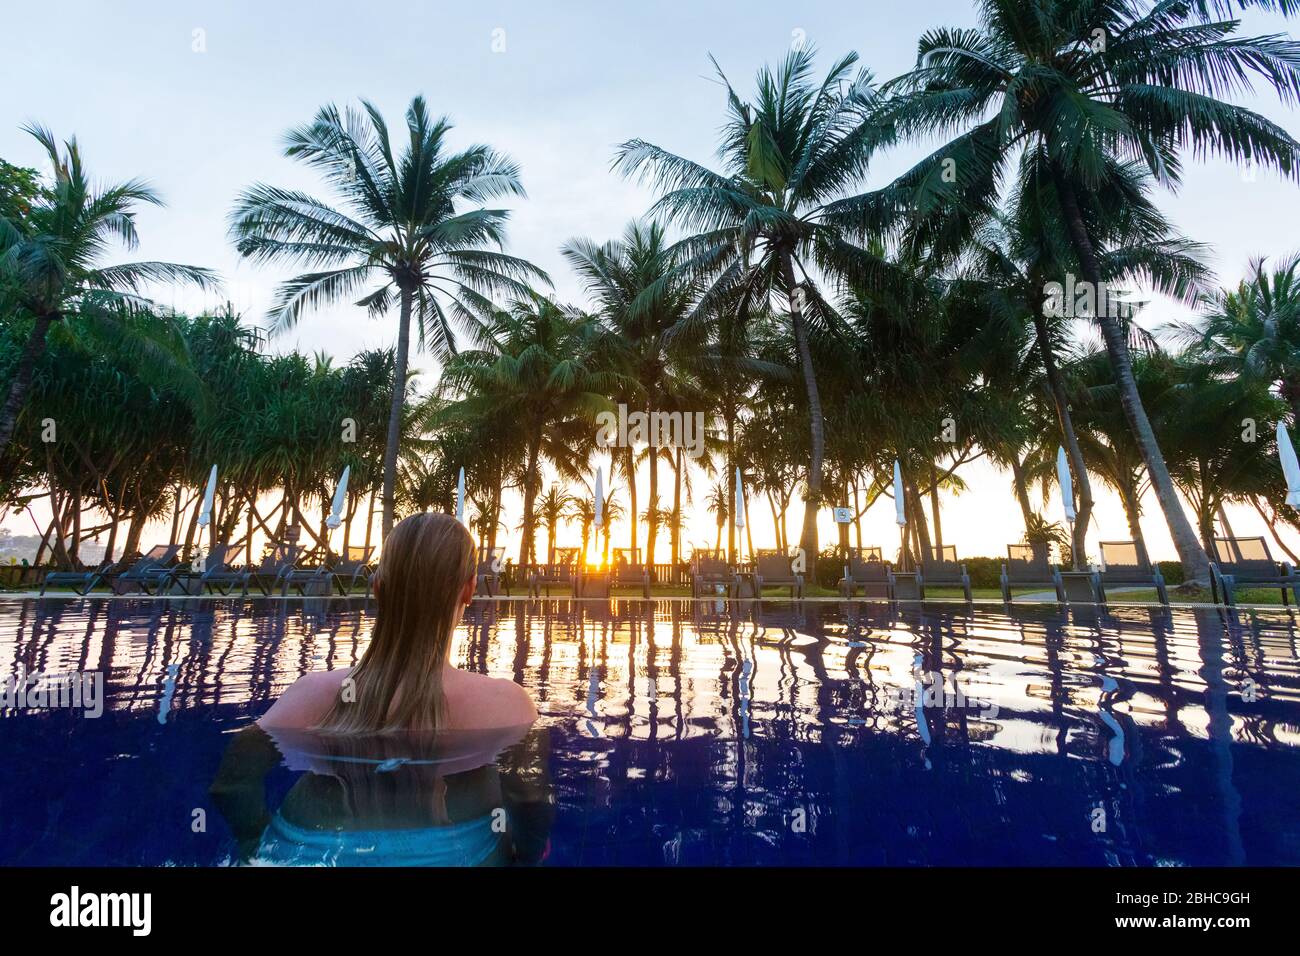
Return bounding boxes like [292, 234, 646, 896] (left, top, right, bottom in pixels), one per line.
[315, 513, 476, 734]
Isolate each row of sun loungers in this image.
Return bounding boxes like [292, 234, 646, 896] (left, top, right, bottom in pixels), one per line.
[39, 544, 378, 597]
[34, 534, 1296, 608]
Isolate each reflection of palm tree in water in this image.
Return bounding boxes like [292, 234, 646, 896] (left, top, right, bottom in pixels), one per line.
[210, 724, 554, 866]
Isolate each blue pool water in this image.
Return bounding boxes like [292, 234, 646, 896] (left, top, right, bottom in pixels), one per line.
[1, 597, 1298, 866]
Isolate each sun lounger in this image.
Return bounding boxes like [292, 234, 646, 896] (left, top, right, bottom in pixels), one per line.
[1097, 540, 1168, 606]
[242, 545, 300, 597]
[529, 547, 580, 598]
[918, 545, 973, 602]
[282, 549, 336, 597]
[1209, 536, 1298, 606]
[475, 545, 505, 596]
[1000, 542, 1064, 603]
[749, 548, 804, 599]
[171, 543, 247, 596]
[691, 548, 737, 598]
[40, 557, 118, 596]
[109, 544, 183, 595]
[329, 545, 375, 596]
[839, 547, 890, 598]
[608, 548, 651, 598]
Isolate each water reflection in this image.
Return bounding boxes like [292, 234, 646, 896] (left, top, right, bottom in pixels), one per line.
[0, 597, 1297, 865]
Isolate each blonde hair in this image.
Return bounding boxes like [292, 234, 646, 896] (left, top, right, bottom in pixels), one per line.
[315, 513, 476, 734]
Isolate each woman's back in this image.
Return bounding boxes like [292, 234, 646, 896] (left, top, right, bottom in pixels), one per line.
[259, 667, 536, 732]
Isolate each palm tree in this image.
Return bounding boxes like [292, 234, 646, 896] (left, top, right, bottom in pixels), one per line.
[867, 0, 1300, 582]
[563, 219, 701, 568]
[535, 484, 575, 565]
[598, 490, 625, 563]
[228, 96, 548, 538]
[705, 482, 730, 554]
[435, 295, 618, 566]
[614, 47, 897, 559]
[1180, 254, 1300, 422]
[0, 124, 216, 467]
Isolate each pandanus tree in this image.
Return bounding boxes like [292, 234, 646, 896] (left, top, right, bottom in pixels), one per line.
[851, 0, 1300, 582]
[0, 124, 216, 469]
[228, 96, 549, 538]
[614, 47, 899, 559]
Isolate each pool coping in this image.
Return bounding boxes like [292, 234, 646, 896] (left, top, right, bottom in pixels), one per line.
[0, 591, 1288, 612]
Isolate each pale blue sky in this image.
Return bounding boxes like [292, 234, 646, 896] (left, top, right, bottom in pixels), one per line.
[4, 0, 1300, 559]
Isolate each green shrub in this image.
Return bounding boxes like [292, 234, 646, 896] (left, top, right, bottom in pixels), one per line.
[1158, 560, 1184, 585]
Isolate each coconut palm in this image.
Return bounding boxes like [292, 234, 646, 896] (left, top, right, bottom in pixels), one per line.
[563, 219, 702, 567]
[228, 96, 549, 538]
[0, 124, 216, 467]
[614, 46, 898, 558]
[856, 0, 1300, 582]
[535, 484, 576, 565]
[1179, 253, 1300, 422]
[705, 482, 730, 554]
[435, 294, 619, 565]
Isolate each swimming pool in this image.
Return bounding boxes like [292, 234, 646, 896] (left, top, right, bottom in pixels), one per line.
[1, 597, 1297, 866]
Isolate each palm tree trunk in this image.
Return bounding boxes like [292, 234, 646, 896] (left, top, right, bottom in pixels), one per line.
[0, 314, 55, 471]
[1031, 310, 1093, 569]
[519, 433, 542, 566]
[671, 447, 682, 569]
[725, 414, 736, 564]
[929, 462, 943, 558]
[783, 258, 824, 561]
[647, 445, 659, 566]
[625, 446, 637, 556]
[1052, 168, 1209, 584]
[380, 288, 413, 539]
[1117, 474, 1150, 567]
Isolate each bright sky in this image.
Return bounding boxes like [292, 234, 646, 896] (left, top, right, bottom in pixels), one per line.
[4, 0, 1300, 562]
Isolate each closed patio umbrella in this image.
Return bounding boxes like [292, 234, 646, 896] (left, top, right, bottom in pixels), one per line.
[454, 466, 466, 523]
[1278, 423, 1300, 508]
[594, 467, 604, 529]
[894, 459, 907, 570]
[1056, 446, 1076, 523]
[326, 466, 350, 529]
[197, 464, 218, 528]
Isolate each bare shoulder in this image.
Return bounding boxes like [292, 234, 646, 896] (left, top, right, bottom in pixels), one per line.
[258, 669, 351, 729]
[444, 670, 537, 729]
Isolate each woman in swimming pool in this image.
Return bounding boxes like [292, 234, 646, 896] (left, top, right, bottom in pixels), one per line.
[210, 513, 548, 866]
[259, 512, 536, 732]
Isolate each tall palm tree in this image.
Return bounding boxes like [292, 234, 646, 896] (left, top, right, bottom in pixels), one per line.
[864, 0, 1300, 582]
[228, 96, 548, 538]
[614, 47, 897, 559]
[0, 124, 216, 467]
